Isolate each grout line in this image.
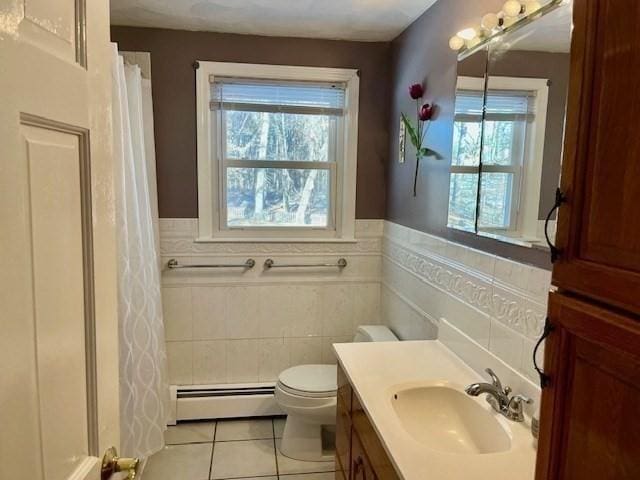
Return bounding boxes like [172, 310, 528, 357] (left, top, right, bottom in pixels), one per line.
[208, 421, 217, 480]
[214, 437, 275, 443]
[272, 418, 280, 479]
[278, 474, 337, 478]
[165, 440, 215, 446]
[215, 475, 280, 480]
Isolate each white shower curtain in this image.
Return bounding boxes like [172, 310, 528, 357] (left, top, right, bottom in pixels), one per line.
[111, 44, 169, 459]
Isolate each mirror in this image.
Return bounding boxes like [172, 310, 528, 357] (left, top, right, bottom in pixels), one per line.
[447, 1, 572, 248]
[447, 47, 488, 233]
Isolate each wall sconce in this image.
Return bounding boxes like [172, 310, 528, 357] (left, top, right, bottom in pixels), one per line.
[448, 0, 554, 53]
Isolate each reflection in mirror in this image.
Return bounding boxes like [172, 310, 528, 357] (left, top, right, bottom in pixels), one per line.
[478, 1, 572, 247]
[447, 47, 488, 233]
[446, 0, 573, 249]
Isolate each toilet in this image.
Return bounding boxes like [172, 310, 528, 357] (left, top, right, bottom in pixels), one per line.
[275, 325, 398, 461]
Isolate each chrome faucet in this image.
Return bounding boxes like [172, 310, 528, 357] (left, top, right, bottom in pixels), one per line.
[465, 368, 533, 422]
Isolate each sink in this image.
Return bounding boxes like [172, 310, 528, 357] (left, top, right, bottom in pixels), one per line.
[390, 384, 511, 455]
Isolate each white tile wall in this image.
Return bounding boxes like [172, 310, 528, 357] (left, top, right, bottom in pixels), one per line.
[381, 221, 552, 388]
[161, 218, 551, 394]
[160, 219, 383, 386]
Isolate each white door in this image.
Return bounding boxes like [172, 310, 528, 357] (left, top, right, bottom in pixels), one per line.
[0, 1, 120, 480]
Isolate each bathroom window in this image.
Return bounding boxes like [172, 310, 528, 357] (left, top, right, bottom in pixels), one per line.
[196, 62, 360, 241]
[448, 76, 548, 237]
[448, 80, 484, 232]
[478, 89, 532, 231]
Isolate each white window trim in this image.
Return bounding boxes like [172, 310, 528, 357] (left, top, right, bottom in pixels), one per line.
[449, 75, 549, 242]
[482, 76, 549, 240]
[195, 61, 360, 243]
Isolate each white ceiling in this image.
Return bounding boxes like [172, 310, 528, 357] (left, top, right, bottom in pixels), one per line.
[109, 0, 440, 42]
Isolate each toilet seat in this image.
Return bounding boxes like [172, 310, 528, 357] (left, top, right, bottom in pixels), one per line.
[277, 364, 337, 398]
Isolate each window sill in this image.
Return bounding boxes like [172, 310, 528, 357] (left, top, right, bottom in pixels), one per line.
[194, 237, 358, 244]
[477, 230, 548, 249]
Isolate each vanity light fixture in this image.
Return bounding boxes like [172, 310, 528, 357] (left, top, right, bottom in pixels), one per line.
[503, 0, 525, 17]
[457, 27, 478, 40]
[448, 35, 465, 50]
[481, 13, 500, 31]
[524, 1, 543, 13]
[448, 0, 559, 53]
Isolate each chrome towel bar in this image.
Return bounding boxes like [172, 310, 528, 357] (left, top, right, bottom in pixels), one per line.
[167, 258, 256, 269]
[263, 258, 347, 269]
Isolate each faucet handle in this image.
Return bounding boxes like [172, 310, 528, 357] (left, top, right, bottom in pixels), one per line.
[506, 394, 533, 422]
[485, 368, 503, 390]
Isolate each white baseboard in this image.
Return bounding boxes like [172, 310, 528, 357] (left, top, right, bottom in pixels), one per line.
[172, 383, 284, 421]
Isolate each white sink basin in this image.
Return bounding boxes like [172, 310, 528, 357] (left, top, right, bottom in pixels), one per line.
[391, 384, 512, 455]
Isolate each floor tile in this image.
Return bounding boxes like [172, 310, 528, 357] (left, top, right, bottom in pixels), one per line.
[215, 418, 274, 441]
[274, 417, 286, 438]
[276, 440, 335, 475]
[210, 439, 277, 479]
[143, 443, 212, 480]
[164, 421, 216, 445]
[279, 474, 335, 480]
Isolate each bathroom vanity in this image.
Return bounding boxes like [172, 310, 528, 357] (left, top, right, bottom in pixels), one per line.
[333, 341, 538, 480]
[336, 364, 399, 480]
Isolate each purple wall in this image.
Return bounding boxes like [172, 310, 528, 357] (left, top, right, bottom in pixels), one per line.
[111, 27, 391, 219]
[386, 0, 551, 268]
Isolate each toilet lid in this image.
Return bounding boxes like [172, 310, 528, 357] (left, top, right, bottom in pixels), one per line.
[278, 364, 337, 395]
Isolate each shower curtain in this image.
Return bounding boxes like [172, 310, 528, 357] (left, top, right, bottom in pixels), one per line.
[111, 44, 169, 459]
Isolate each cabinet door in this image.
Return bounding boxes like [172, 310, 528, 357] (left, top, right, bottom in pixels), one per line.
[351, 431, 378, 480]
[335, 369, 352, 480]
[535, 292, 640, 480]
[352, 393, 400, 480]
[553, 0, 640, 315]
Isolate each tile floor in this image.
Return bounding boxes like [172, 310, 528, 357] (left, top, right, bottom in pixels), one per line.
[143, 417, 335, 480]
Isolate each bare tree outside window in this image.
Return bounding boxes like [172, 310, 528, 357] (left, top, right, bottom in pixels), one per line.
[220, 85, 340, 228]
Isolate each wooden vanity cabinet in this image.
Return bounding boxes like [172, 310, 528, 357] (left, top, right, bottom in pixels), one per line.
[351, 430, 377, 480]
[336, 365, 400, 480]
[536, 293, 640, 480]
[552, 0, 640, 317]
[536, 2, 640, 478]
[336, 366, 352, 480]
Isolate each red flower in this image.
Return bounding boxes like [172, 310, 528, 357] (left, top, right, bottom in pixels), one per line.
[419, 103, 434, 121]
[409, 83, 424, 99]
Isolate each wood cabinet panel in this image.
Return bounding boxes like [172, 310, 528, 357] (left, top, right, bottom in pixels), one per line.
[553, 0, 640, 315]
[352, 389, 399, 480]
[535, 292, 640, 480]
[351, 430, 378, 480]
[336, 382, 351, 480]
[336, 365, 399, 480]
[338, 364, 352, 414]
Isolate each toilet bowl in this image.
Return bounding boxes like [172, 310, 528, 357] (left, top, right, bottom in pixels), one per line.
[275, 325, 398, 462]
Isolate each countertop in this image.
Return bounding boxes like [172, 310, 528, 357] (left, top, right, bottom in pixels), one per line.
[333, 340, 537, 480]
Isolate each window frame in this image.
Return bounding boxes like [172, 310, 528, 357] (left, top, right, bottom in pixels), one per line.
[447, 75, 485, 232]
[449, 75, 549, 240]
[195, 61, 360, 242]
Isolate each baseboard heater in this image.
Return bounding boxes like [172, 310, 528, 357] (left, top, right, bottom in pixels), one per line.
[170, 383, 284, 422]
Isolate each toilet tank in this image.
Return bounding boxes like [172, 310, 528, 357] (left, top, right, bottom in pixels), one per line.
[353, 325, 398, 342]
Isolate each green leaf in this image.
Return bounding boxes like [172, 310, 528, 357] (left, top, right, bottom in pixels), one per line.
[401, 112, 420, 150]
[420, 147, 443, 160]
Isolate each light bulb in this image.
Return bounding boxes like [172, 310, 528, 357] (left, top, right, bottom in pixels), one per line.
[449, 35, 465, 50]
[481, 13, 500, 30]
[503, 0, 523, 17]
[502, 16, 517, 27]
[465, 36, 482, 49]
[524, 0, 542, 13]
[457, 27, 478, 40]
